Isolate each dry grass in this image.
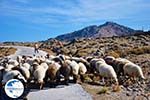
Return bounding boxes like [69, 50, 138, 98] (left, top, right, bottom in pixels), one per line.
[112, 85, 122, 92]
[40, 48, 55, 55]
[107, 50, 120, 58]
[0, 47, 17, 57]
[125, 46, 150, 55]
[98, 86, 109, 94]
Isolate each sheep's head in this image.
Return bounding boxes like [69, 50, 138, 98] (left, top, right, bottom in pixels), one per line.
[32, 62, 39, 70]
[104, 56, 115, 65]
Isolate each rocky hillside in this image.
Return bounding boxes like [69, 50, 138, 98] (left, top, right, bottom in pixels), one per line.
[50, 22, 136, 41]
[41, 31, 150, 57]
[40, 32, 150, 100]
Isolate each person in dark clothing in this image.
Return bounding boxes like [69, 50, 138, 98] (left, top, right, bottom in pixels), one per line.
[34, 43, 39, 53]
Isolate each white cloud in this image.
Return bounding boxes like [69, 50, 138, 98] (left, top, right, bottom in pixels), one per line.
[0, 0, 150, 25]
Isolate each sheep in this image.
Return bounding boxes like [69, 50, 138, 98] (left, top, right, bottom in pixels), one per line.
[59, 60, 72, 85]
[32, 62, 40, 71]
[20, 66, 30, 80]
[45, 59, 53, 64]
[12, 66, 31, 81]
[2, 70, 27, 85]
[52, 56, 63, 65]
[70, 60, 80, 75]
[95, 60, 118, 84]
[78, 62, 87, 82]
[77, 57, 90, 73]
[52, 57, 72, 85]
[0, 66, 4, 82]
[104, 56, 131, 76]
[78, 62, 87, 75]
[8, 59, 19, 67]
[123, 62, 145, 80]
[45, 54, 55, 60]
[5, 64, 16, 70]
[113, 58, 131, 75]
[17, 55, 23, 64]
[40, 62, 49, 70]
[65, 60, 80, 83]
[69, 57, 90, 68]
[33, 65, 47, 89]
[45, 62, 61, 85]
[22, 63, 31, 70]
[24, 56, 35, 66]
[104, 56, 115, 65]
[90, 58, 105, 73]
[39, 56, 46, 63]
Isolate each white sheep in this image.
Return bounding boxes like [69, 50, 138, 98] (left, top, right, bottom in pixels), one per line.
[25, 57, 35, 65]
[2, 70, 26, 85]
[0, 66, 4, 70]
[22, 63, 31, 70]
[104, 57, 131, 76]
[78, 62, 87, 75]
[5, 64, 15, 70]
[33, 65, 47, 89]
[123, 62, 145, 79]
[40, 62, 49, 70]
[90, 58, 105, 72]
[8, 59, 19, 67]
[63, 60, 80, 83]
[45, 59, 53, 64]
[19, 66, 31, 80]
[116, 58, 131, 64]
[66, 60, 79, 75]
[95, 60, 118, 84]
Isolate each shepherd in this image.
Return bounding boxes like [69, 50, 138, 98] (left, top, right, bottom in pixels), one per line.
[34, 43, 39, 53]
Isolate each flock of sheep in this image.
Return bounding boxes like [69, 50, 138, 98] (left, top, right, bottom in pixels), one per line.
[0, 54, 145, 89]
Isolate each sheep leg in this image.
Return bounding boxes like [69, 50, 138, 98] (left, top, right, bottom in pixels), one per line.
[73, 74, 78, 83]
[64, 76, 69, 85]
[80, 74, 84, 83]
[110, 78, 113, 85]
[106, 78, 110, 86]
[56, 71, 61, 84]
[102, 77, 105, 85]
[43, 74, 48, 83]
[39, 82, 44, 90]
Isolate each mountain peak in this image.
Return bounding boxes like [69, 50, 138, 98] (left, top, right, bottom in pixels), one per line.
[51, 22, 136, 41]
[104, 21, 116, 25]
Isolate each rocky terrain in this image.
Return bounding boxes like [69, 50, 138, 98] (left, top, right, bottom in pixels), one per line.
[39, 32, 150, 100]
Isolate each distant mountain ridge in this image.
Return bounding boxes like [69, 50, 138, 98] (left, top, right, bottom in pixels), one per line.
[49, 22, 137, 41]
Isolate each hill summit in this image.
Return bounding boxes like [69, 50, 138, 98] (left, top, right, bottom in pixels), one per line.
[50, 22, 136, 41]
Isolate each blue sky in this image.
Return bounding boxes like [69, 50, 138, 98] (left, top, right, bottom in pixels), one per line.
[0, 0, 150, 42]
